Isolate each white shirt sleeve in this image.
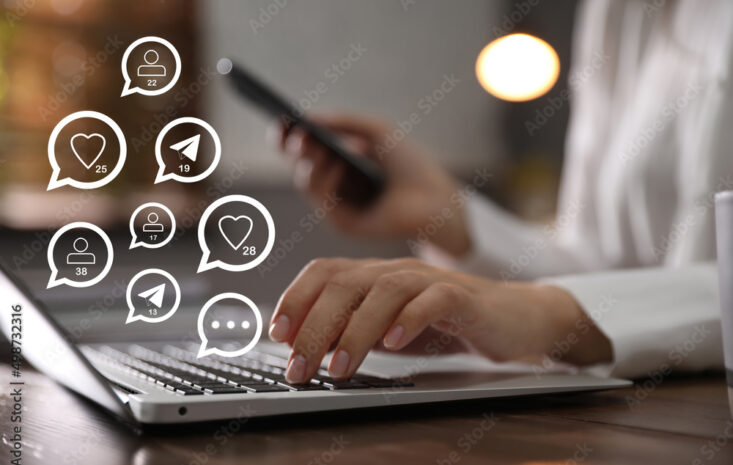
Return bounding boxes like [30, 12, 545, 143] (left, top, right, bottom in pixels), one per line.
[419, 199, 724, 379]
[542, 263, 723, 379]
[418, 193, 606, 281]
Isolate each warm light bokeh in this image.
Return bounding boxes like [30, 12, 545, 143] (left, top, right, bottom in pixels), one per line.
[476, 33, 560, 102]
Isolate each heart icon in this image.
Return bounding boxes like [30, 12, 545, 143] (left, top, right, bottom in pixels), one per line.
[70, 133, 106, 170]
[218, 215, 253, 250]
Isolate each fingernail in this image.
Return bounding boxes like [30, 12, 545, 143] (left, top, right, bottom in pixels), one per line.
[286, 354, 307, 383]
[329, 350, 351, 379]
[284, 132, 302, 154]
[384, 325, 404, 349]
[269, 315, 290, 342]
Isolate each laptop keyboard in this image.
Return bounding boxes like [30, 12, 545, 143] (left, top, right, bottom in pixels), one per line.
[84, 344, 413, 396]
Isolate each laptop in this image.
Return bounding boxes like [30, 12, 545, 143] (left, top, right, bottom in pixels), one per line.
[0, 263, 631, 427]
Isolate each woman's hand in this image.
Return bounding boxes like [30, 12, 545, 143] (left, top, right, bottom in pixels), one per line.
[272, 114, 471, 256]
[269, 257, 612, 383]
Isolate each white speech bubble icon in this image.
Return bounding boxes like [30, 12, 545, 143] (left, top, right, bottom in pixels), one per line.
[197, 292, 263, 358]
[47, 111, 127, 190]
[125, 268, 181, 324]
[47, 222, 113, 288]
[154, 117, 221, 184]
[129, 202, 177, 249]
[121, 36, 181, 97]
[197, 195, 275, 273]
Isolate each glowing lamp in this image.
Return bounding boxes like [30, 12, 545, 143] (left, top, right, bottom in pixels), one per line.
[476, 33, 560, 102]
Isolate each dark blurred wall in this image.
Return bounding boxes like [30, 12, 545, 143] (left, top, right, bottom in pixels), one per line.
[0, 0, 201, 228]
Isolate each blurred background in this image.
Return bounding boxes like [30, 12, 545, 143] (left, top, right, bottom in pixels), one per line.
[0, 0, 577, 341]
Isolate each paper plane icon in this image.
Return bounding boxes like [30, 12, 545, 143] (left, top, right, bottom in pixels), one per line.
[138, 283, 166, 309]
[169, 134, 200, 162]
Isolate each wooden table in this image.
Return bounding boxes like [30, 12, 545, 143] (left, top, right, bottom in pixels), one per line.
[1, 366, 731, 465]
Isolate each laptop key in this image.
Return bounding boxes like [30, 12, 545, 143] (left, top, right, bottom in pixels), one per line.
[166, 381, 189, 390]
[147, 361, 217, 381]
[121, 364, 173, 386]
[184, 361, 263, 386]
[190, 380, 237, 390]
[311, 375, 371, 390]
[320, 380, 372, 390]
[176, 385, 205, 395]
[200, 358, 282, 383]
[239, 384, 290, 393]
[343, 373, 413, 387]
[208, 362, 277, 381]
[203, 386, 249, 395]
[167, 383, 205, 396]
[277, 382, 329, 391]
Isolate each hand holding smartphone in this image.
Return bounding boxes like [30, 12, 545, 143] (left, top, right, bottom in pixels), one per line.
[219, 59, 386, 207]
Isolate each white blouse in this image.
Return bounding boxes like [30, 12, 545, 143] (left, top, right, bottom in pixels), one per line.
[425, 0, 733, 378]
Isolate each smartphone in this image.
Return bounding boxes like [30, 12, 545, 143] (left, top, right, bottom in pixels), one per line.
[221, 59, 386, 207]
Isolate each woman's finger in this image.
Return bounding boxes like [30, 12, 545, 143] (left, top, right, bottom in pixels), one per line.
[283, 127, 307, 157]
[285, 259, 423, 383]
[328, 270, 429, 379]
[382, 282, 469, 351]
[306, 149, 344, 201]
[286, 266, 380, 383]
[270, 258, 357, 344]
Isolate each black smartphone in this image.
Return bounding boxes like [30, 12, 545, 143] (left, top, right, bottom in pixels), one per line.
[221, 59, 386, 207]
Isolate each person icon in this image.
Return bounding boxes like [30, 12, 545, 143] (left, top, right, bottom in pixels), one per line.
[66, 237, 96, 265]
[142, 212, 165, 233]
[137, 49, 166, 77]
